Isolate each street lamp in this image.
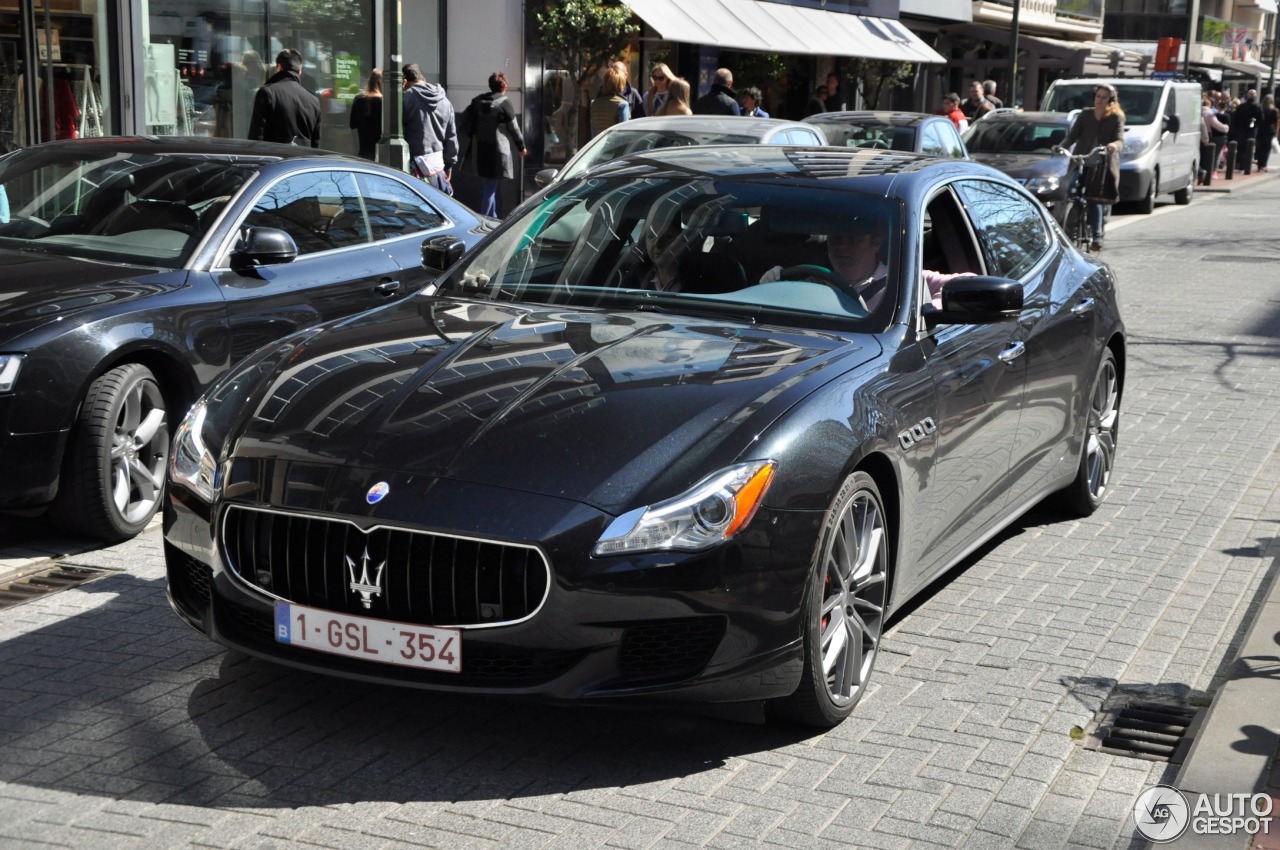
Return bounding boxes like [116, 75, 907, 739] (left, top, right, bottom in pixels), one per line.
[378, 0, 410, 172]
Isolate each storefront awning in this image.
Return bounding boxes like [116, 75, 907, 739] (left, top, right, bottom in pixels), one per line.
[1238, 0, 1278, 14]
[624, 0, 946, 64]
[1219, 57, 1275, 78]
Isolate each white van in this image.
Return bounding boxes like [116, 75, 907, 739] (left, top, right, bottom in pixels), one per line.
[1041, 78, 1202, 213]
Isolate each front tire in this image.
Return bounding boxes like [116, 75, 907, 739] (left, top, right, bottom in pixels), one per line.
[1136, 170, 1157, 214]
[56, 364, 170, 542]
[1173, 166, 1194, 205]
[775, 471, 889, 727]
[1059, 349, 1120, 517]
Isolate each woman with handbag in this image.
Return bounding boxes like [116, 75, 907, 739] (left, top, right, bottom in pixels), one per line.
[1056, 83, 1124, 252]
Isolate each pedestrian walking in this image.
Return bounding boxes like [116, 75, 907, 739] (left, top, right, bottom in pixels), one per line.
[961, 80, 994, 122]
[1056, 82, 1124, 252]
[401, 63, 458, 195]
[348, 68, 382, 160]
[613, 60, 645, 120]
[692, 68, 741, 116]
[590, 64, 630, 137]
[983, 79, 1003, 109]
[458, 71, 526, 218]
[1257, 94, 1278, 172]
[939, 93, 968, 133]
[658, 77, 693, 116]
[1201, 94, 1229, 182]
[644, 63, 674, 117]
[805, 85, 828, 117]
[740, 86, 769, 118]
[247, 48, 321, 146]
[1230, 89, 1261, 170]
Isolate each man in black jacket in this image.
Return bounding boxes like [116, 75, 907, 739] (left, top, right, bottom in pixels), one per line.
[247, 49, 321, 146]
[1230, 89, 1263, 170]
[693, 68, 741, 116]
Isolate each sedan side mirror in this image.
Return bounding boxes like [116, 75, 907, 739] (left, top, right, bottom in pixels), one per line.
[534, 168, 558, 188]
[231, 227, 298, 269]
[421, 235, 466, 271]
[924, 276, 1023, 328]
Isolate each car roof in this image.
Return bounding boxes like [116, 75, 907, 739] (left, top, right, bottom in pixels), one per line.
[22, 135, 367, 165]
[600, 115, 816, 134]
[568, 144, 996, 192]
[804, 111, 939, 127]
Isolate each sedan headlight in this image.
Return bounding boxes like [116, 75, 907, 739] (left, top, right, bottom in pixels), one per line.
[1122, 135, 1149, 158]
[0, 354, 24, 392]
[593, 460, 777, 556]
[170, 400, 218, 502]
[1023, 175, 1060, 194]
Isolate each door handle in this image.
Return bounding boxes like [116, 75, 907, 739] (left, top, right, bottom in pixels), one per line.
[375, 279, 402, 296]
[1071, 297, 1095, 317]
[998, 341, 1025, 364]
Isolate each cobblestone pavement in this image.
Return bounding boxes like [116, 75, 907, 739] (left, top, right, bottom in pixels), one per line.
[2, 183, 1279, 850]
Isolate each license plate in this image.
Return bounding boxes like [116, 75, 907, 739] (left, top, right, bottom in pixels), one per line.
[274, 602, 461, 673]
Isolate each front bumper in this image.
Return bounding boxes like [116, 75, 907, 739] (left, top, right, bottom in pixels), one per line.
[163, 473, 817, 707]
[0, 399, 67, 509]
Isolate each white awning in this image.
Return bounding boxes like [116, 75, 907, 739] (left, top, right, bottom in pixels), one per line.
[1219, 57, 1275, 78]
[1238, 0, 1278, 14]
[624, 0, 946, 64]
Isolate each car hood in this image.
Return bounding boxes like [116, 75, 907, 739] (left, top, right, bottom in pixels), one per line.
[0, 248, 173, 339]
[968, 151, 1066, 179]
[228, 296, 878, 514]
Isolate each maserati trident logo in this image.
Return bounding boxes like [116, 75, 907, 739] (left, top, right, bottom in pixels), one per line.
[366, 481, 390, 504]
[346, 548, 385, 609]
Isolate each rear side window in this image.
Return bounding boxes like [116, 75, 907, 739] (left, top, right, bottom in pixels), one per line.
[921, 124, 946, 156]
[243, 170, 369, 255]
[356, 173, 447, 241]
[953, 180, 1050, 279]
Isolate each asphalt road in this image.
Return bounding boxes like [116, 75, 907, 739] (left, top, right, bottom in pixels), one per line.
[2, 180, 1280, 850]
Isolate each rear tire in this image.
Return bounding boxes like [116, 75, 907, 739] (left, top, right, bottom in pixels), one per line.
[1058, 349, 1120, 517]
[774, 471, 889, 727]
[55, 364, 170, 542]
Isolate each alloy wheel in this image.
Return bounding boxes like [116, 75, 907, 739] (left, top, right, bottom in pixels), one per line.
[109, 381, 168, 525]
[819, 487, 887, 705]
[1085, 356, 1119, 501]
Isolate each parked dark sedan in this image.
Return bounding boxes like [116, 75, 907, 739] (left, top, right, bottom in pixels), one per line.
[804, 111, 969, 159]
[0, 137, 489, 541]
[965, 111, 1080, 226]
[164, 147, 1124, 727]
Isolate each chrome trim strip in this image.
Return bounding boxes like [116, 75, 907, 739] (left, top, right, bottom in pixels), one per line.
[217, 503, 552, 630]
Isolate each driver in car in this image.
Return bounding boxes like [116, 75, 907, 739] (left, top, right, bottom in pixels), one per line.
[760, 219, 889, 310]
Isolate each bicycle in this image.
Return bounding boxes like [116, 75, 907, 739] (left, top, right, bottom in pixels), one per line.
[1054, 146, 1107, 253]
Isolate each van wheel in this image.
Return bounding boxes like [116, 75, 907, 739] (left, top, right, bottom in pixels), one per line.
[1173, 167, 1194, 205]
[1136, 170, 1157, 214]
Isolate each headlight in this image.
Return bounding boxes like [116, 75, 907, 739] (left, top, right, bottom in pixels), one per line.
[1024, 175, 1060, 194]
[1122, 136, 1149, 158]
[0, 354, 24, 392]
[170, 400, 218, 502]
[593, 460, 777, 556]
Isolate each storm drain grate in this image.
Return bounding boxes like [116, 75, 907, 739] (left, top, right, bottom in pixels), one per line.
[0, 565, 115, 611]
[1085, 700, 1204, 763]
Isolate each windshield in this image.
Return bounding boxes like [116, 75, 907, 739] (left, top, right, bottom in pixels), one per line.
[1042, 84, 1161, 125]
[809, 121, 918, 152]
[965, 120, 1071, 153]
[436, 174, 902, 332]
[561, 130, 759, 181]
[0, 148, 256, 267]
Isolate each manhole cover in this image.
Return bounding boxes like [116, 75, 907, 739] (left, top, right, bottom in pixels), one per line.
[0, 565, 116, 611]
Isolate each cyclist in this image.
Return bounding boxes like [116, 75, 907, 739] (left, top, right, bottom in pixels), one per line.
[1053, 83, 1125, 252]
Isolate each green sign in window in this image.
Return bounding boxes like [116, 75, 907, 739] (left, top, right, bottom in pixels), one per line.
[334, 53, 362, 103]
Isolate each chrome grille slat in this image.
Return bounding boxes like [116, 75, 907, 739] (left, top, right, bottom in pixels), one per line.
[220, 504, 550, 628]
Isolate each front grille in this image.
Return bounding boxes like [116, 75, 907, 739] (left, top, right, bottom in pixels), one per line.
[220, 505, 550, 627]
[619, 617, 725, 679]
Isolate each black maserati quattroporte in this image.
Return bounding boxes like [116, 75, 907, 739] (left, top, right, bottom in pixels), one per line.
[164, 147, 1124, 727]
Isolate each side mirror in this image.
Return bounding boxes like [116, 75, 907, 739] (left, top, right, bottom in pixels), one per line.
[924, 276, 1023, 328]
[1164, 114, 1180, 134]
[421, 235, 466, 271]
[231, 227, 297, 269]
[534, 168, 558, 188]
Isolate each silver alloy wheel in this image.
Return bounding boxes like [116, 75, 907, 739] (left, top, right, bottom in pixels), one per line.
[109, 382, 168, 525]
[819, 488, 888, 705]
[1085, 356, 1119, 501]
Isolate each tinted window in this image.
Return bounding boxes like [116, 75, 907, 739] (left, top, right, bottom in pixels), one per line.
[920, 124, 946, 156]
[953, 180, 1049, 279]
[243, 171, 369, 256]
[357, 173, 447, 241]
